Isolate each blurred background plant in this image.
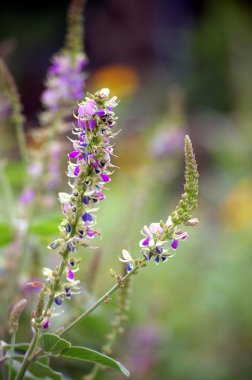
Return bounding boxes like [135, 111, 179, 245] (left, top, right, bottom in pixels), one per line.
[0, 0, 252, 379]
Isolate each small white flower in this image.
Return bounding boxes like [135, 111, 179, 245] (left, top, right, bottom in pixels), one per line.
[42, 268, 53, 281]
[99, 88, 110, 98]
[119, 249, 134, 263]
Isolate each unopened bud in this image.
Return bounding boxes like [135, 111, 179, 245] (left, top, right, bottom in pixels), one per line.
[98, 88, 110, 98]
[9, 299, 27, 334]
[184, 218, 199, 227]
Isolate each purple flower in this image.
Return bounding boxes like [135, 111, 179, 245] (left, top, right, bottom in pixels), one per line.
[83, 196, 90, 205]
[68, 151, 80, 159]
[41, 52, 87, 115]
[139, 223, 163, 248]
[54, 296, 63, 306]
[19, 188, 35, 205]
[96, 109, 106, 116]
[82, 212, 93, 222]
[67, 269, 74, 281]
[42, 317, 50, 329]
[78, 99, 97, 117]
[171, 239, 179, 250]
[171, 231, 188, 250]
[74, 166, 80, 176]
[100, 173, 110, 183]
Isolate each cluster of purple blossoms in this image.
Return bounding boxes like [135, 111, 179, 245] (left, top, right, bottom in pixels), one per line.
[41, 52, 87, 115]
[38, 89, 118, 329]
[139, 216, 188, 264]
[120, 216, 189, 273]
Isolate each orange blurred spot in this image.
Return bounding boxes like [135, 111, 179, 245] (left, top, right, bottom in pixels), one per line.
[27, 281, 43, 288]
[88, 64, 140, 98]
[220, 178, 252, 229]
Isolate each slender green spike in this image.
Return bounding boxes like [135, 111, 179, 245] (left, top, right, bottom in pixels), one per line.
[171, 135, 199, 225]
[0, 58, 27, 162]
[64, 0, 86, 55]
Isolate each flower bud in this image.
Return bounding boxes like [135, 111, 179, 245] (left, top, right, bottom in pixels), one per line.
[184, 218, 199, 227]
[9, 299, 27, 334]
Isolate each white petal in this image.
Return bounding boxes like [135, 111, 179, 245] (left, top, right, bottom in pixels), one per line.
[122, 249, 133, 262]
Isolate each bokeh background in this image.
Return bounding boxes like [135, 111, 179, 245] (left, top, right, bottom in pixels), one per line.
[1, 0, 252, 379]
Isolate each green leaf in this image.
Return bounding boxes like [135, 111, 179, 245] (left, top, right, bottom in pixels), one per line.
[0, 222, 12, 245]
[60, 346, 130, 377]
[39, 333, 71, 354]
[4, 342, 29, 352]
[30, 216, 61, 237]
[29, 361, 63, 380]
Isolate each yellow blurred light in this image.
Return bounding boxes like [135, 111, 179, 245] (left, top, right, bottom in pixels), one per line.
[87, 64, 140, 98]
[220, 178, 252, 229]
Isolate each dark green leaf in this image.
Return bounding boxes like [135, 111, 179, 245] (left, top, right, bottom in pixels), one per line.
[60, 346, 130, 377]
[39, 333, 71, 354]
[29, 361, 63, 380]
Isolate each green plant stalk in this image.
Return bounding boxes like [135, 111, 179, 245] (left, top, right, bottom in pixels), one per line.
[60, 264, 140, 337]
[14, 330, 40, 380]
[31, 263, 143, 368]
[15, 122, 28, 163]
[8, 333, 16, 380]
[0, 165, 14, 222]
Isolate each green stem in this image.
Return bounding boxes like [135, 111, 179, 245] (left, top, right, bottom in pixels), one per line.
[33, 263, 143, 363]
[8, 333, 15, 380]
[0, 164, 14, 222]
[87, 363, 100, 380]
[14, 331, 40, 380]
[60, 264, 140, 337]
[15, 122, 28, 164]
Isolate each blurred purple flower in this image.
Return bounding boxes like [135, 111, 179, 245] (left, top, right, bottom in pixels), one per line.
[41, 52, 87, 113]
[19, 188, 35, 205]
[150, 128, 185, 157]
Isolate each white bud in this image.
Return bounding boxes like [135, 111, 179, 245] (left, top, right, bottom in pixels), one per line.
[184, 218, 199, 227]
[99, 88, 110, 98]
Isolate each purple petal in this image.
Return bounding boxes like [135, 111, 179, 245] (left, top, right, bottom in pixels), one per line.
[171, 239, 179, 250]
[94, 191, 105, 201]
[154, 256, 160, 263]
[68, 151, 79, 159]
[19, 188, 35, 205]
[54, 296, 62, 306]
[87, 230, 95, 238]
[100, 173, 110, 182]
[42, 317, 50, 329]
[74, 166, 80, 176]
[96, 109, 106, 116]
[78, 99, 97, 117]
[78, 119, 86, 129]
[149, 223, 163, 234]
[68, 270, 74, 281]
[82, 212, 93, 222]
[156, 246, 162, 254]
[126, 263, 132, 273]
[88, 118, 95, 130]
[177, 231, 188, 240]
[83, 196, 90, 205]
[142, 236, 150, 246]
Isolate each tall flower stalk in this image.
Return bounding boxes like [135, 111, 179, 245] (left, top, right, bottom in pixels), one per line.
[14, 89, 119, 379]
[10, 121, 199, 379]
[35, 88, 119, 329]
[0, 0, 88, 331]
[0, 58, 27, 162]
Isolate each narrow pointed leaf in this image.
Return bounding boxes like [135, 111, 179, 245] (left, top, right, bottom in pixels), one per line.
[60, 346, 130, 377]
